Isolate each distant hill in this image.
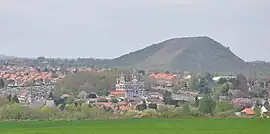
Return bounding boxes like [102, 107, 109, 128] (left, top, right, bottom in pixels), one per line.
[1, 36, 269, 74]
[111, 36, 247, 72]
[246, 61, 270, 79]
[0, 55, 17, 60]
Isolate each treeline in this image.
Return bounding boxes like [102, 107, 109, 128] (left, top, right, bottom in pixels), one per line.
[0, 94, 248, 121]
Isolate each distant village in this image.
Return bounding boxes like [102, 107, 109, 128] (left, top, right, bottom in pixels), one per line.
[1, 59, 270, 118]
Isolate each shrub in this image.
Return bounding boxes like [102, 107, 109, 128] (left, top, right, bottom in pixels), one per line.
[148, 103, 157, 110]
[0, 104, 45, 120]
[141, 109, 157, 118]
[215, 100, 234, 113]
[136, 103, 147, 111]
[199, 95, 216, 116]
[173, 107, 182, 113]
[190, 108, 204, 117]
[61, 111, 74, 120]
[126, 110, 138, 118]
[65, 104, 78, 112]
[0, 97, 9, 107]
[215, 110, 236, 118]
[158, 111, 180, 118]
[111, 98, 119, 103]
[80, 105, 109, 120]
[157, 104, 169, 112]
[40, 106, 63, 120]
[65, 96, 75, 104]
[179, 103, 191, 118]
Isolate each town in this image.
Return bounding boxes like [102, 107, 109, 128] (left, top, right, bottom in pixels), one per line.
[1, 58, 270, 119]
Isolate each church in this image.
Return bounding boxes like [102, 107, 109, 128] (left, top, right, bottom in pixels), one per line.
[114, 72, 145, 100]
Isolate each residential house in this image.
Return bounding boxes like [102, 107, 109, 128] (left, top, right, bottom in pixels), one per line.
[148, 73, 176, 87]
[240, 108, 255, 117]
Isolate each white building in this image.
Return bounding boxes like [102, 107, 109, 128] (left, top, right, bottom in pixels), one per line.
[212, 76, 236, 81]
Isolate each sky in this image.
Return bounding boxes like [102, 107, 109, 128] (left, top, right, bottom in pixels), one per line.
[0, 0, 269, 61]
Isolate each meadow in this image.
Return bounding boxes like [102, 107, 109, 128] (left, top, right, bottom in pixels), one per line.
[0, 119, 269, 134]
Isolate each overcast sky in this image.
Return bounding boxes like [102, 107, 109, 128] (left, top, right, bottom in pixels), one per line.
[0, 0, 269, 61]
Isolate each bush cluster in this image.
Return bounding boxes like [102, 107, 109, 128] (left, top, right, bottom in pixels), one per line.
[0, 103, 113, 121]
[0, 94, 241, 121]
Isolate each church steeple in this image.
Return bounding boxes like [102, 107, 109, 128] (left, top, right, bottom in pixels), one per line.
[119, 72, 125, 83]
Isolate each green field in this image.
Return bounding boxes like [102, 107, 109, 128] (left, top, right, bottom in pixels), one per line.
[0, 119, 269, 134]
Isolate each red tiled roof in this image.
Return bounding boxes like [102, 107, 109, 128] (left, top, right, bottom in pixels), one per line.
[62, 94, 69, 97]
[119, 101, 128, 105]
[110, 90, 125, 97]
[149, 73, 176, 80]
[241, 108, 255, 115]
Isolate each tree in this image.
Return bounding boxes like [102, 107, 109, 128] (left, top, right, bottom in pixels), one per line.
[97, 89, 109, 96]
[163, 91, 172, 105]
[217, 78, 227, 85]
[51, 72, 59, 78]
[37, 56, 46, 61]
[0, 97, 9, 107]
[173, 80, 187, 90]
[40, 106, 62, 119]
[180, 103, 190, 117]
[199, 78, 209, 88]
[0, 104, 45, 120]
[188, 76, 199, 90]
[195, 96, 199, 108]
[111, 98, 119, 103]
[12, 95, 19, 103]
[184, 81, 188, 88]
[7, 94, 12, 103]
[157, 104, 169, 113]
[141, 109, 157, 118]
[148, 103, 157, 110]
[138, 70, 145, 76]
[48, 91, 54, 99]
[0, 79, 5, 89]
[204, 72, 213, 83]
[126, 110, 138, 118]
[220, 82, 230, 95]
[253, 108, 261, 118]
[198, 95, 216, 116]
[55, 70, 120, 94]
[200, 86, 211, 94]
[233, 73, 249, 93]
[136, 103, 147, 111]
[215, 100, 234, 113]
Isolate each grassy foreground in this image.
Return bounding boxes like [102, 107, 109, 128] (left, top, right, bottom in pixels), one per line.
[0, 119, 269, 134]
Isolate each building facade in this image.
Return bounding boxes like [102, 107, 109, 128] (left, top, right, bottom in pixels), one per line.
[115, 73, 144, 100]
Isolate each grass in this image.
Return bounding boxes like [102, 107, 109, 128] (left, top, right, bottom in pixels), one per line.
[0, 118, 269, 134]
